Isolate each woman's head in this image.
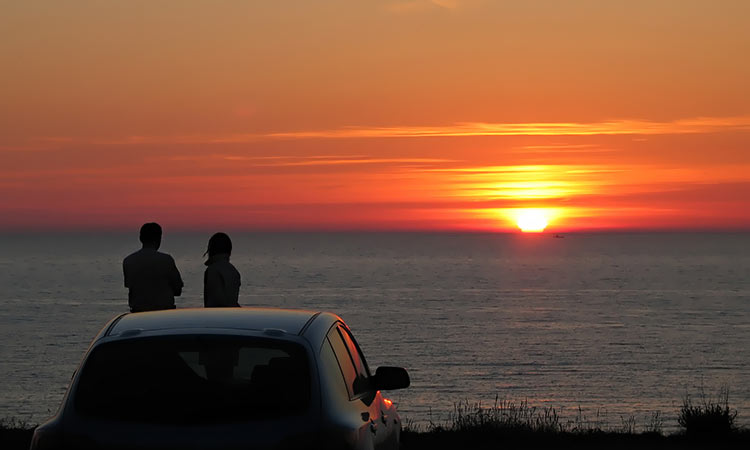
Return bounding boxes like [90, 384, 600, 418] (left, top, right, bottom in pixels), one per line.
[206, 232, 232, 257]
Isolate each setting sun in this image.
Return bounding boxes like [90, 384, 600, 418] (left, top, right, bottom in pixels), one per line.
[514, 209, 551, 233]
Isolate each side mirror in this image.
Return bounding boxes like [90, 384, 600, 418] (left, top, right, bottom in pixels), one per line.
[373, 366, 410, 391]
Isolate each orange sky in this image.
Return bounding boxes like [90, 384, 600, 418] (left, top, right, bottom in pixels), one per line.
[2, 1, 750, 231]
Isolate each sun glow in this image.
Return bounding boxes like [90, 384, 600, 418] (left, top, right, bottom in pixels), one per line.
[513, 208, 551, 232]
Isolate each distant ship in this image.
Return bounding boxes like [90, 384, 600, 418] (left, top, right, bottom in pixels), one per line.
[553, 234, 565, 238]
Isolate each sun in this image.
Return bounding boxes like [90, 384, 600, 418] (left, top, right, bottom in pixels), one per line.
[514, 208, 550, 233]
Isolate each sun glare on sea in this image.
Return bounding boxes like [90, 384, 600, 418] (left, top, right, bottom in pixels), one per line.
[514, 208, 550, 233]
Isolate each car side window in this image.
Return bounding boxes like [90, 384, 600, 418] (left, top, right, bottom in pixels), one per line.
[320, 336, 349, 397]
[337, 324, 371, 380]
[327, 329, 359, 399]
[328, 324, 372, 398]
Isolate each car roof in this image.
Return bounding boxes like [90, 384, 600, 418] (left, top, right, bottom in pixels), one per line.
[107, 308, 328, 338]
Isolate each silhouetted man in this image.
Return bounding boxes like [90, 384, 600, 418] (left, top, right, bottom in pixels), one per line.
[123, 222, 184, 312]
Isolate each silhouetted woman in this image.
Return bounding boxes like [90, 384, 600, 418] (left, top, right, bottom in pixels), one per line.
[203, 232, 241, 307]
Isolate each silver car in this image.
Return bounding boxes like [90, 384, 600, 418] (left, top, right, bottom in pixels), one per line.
[31, 308, 410, 449]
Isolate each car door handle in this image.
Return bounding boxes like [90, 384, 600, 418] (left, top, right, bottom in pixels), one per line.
[369, 420, 377, 434]
[361, 412, 370, 422]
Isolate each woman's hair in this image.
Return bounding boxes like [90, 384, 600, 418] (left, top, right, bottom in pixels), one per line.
[206, 232, 232, 257]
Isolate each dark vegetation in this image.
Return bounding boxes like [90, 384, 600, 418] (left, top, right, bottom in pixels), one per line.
[3, 390, 748, 449]
[402, 392, 748, 449]
[678, 386, 738, 437]
[0, 417, 34, 450]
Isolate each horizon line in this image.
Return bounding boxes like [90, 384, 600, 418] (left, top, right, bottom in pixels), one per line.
[1, 227, 749, 234]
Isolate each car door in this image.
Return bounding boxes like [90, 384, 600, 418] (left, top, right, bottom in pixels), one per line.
[327, 323, 390, 449]
[336, 325, 397, 448]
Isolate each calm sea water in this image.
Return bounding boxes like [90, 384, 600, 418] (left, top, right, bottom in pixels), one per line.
[1, 232, 749, 431]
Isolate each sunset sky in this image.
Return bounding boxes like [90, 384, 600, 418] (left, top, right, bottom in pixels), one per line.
[2, 0, 749, 232]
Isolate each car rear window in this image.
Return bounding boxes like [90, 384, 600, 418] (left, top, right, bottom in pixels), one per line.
[74, 336, 311, 424]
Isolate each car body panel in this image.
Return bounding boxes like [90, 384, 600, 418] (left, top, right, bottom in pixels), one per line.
[107, 308, 321, 338]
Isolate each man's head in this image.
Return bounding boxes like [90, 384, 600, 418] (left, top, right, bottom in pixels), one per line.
[139, 222, 162, 249]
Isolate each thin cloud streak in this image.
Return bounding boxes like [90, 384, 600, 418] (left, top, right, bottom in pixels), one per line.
[519, 144, 599, 149]
[258, 158, 453, 167]
[165, 154, 455, 167]
[431, 163, 750, 207]
[385, 0, 467, 14]
[513, 144, 618, 154]
[266, 116, 750, 139]
[167, 154, 371, 162]
[13, 116, 750, 149]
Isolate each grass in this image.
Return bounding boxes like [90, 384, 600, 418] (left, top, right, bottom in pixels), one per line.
[402, 390, 749, 449]
[678, 386, 738, 437]
[3, 389, 749, 449]
[406, 396, 666, 435]
[402, 399, 668, 449]
[0, 417, 35, 450]
[448, 397, 563, 433]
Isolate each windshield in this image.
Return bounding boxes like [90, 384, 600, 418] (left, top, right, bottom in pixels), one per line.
[74, 336, 311, 424]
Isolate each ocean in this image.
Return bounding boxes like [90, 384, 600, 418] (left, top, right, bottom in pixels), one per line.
[1, 232, 748, 431]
